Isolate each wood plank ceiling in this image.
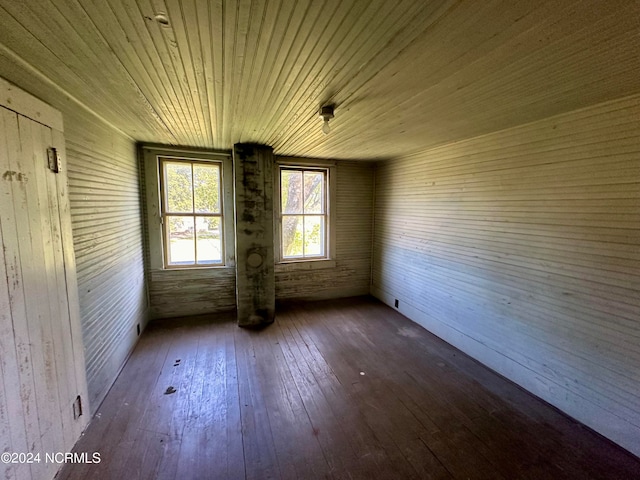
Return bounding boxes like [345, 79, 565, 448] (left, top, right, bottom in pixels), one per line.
[0, 0, 638, 160]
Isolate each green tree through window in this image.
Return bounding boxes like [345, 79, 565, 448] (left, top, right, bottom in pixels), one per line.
[280, 167, 327, 259]
[161, 158, 223, 267]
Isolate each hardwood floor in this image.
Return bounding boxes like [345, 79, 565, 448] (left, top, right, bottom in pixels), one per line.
[57, 296, 640, 480]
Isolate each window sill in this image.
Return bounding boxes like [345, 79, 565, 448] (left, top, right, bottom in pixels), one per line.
[275, 259, 337, 272]
[159, 265, 234, 272]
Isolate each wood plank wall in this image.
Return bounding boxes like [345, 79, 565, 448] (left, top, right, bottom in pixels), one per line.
[371, 94, 640, 456]
[276, 160, 374, 300]
[66, 113, 148, 410]
[143, 147, 236, 320]
[148, 267, 236, 319]
[0, 43, 149, 414]
[1, 99, 89, 480]
[149, 159, 374, 318]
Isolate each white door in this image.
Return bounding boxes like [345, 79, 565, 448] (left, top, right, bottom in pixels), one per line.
[0, 103, 88, 480]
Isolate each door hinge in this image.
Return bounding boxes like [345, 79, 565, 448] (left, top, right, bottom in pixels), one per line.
[73, 395, 83, 419]
[47, 147, 61, 173]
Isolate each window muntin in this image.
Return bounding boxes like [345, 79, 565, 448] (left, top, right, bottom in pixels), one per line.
[279, 167, 328, 260]
[160, 158, 223, 267]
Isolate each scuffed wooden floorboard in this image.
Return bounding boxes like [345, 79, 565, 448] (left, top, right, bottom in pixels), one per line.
[59, 297, 640, 479]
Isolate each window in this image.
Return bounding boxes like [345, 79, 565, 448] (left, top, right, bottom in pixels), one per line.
[278, 166, 328, 260]
[143, 147, 233, 271]
[160, 157, 224, 267]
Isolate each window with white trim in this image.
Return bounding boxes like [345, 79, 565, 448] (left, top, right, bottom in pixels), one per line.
[142, 146, 234, 271]
[159, 158, 224, 267]
[278, 166, 329, 260]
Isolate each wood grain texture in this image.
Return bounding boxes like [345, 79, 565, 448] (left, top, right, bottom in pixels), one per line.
[0, 0, 636, 463]
[0, 76, 62, 131]
[0, 107, 34, 480]
[147, 155, 373, 316]
[148, 267, 236, 319]
[58, 297, 640, 480]
[275, 159, 374, 300]
[372, 94, 640, 456]
[0, 1, 639, 160]
[0, 102, 89, 480]
[141, 145, 236, 320]
[65, 111, 148, 410]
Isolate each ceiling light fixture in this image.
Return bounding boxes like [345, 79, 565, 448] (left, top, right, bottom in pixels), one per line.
[319, 105, 334, 135]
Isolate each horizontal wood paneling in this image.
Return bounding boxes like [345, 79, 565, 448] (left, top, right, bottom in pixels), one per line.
[66, 112, 148, 411]
[1, 1, 639, 160]
[276, 161, 374, 300]
[142, 146, 236, 320]
[372, 94, 640, 456]
[149, 160, 374, 313]
[148, 267, 236, 319]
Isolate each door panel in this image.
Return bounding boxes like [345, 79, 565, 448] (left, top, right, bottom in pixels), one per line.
[0, 106, 87, 480]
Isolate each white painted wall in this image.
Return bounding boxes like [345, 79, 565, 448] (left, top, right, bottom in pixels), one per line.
[0, 43, 149, 414]
[145, 157, 375, 318]
[141, 146, 236, 320]
[66, 115, 148, 410]
[276, 160, 374, 300]
[372, 94, 640, 456]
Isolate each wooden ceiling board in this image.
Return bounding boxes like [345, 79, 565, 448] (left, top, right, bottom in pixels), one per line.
[0, 5, 118, 122]
[0, 1, 171, 141]
[267, 0, 456, 152]
[246, 0, 344, 139]
[253, 0, 371, 144]
[302, 0, 640, 159]
[0, 0, 638, 160]
[100, 0, 191, 141]
[78, 0, 183, 141]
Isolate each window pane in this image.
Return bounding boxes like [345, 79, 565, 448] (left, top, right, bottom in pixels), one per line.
[304, 216, 324, 256]
[281, 170, 302, 214]
[164, 162, 193, 213]
[282, 215, 303, 258]
[167, 216, 195, 265]
[196, 217, 222, 264]
[194, 164, 220, 213]
[304, 171, 324, 214]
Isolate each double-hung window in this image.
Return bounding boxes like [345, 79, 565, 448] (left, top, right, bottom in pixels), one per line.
[143, 146, 233, 272]
[278, 166, 329, 261]
[159, 157, 224, 267]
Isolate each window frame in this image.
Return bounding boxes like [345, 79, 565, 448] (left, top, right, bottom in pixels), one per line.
[274, 158, 336, 269]
[142, 146, 234, 271]
[159, 157, 224, 268]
